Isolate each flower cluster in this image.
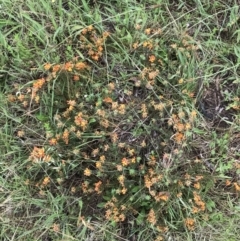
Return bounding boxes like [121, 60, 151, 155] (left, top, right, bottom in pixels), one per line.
[7, 22, 236, 237]
[79, 25, 110, 61]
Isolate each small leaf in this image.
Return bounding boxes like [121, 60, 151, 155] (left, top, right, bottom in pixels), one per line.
[131, 186, 140, 193]
[145, 195, 151, 200]
[89, 118, 97, 124]
[35, 114, 48, 121]
[97, 202, 106, 208]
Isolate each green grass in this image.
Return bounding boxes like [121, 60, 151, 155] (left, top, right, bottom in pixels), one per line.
[1, 0, 240, 240]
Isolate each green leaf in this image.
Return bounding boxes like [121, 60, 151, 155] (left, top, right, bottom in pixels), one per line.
[35, 114, 49, 121]
[97, 202, 106, 208]
[136, 210, 145, 225]
[89, 118, 97, 124]
[192, 128, 205, 134]
[145, 195, 151, 200]
[131, 186, 140, 193]
[103, 195, 111, 201]
[129, 169, 136, 176]
[206, 199, 215, 212]
[78, 199, 83, 210]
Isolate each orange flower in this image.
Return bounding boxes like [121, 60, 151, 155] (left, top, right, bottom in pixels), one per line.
[43, 155, 51, 162]
[49, 138, 57, 146]
[75, 62, 87, 70]
[52, 64, 61, 73]
[119, 213, 125, 221]
[112, 101, 118, 110]
[132, 42, 139, 49]
[154, 102, 165, 111]
[185, 173, 191, 179]
[67, 100, 76, 107]
[185, 123, 191, 130]
[81, 28, 88, 35]
[17, 94, 25, 102]
[103, 97, 113, 104]
[91, 148, 99, 157]
[52, 223, 60, 233]
[62, 129, 69, 144]
[108, 82, 115, 91]
[110, 132, 118, 143]
[175, 123, 185, 132]
[116, 165, 123, 171]
[178, 180, 183, 187]
[95, 38, 103, 46]
[33, 78, 46, 90]
[178, 78, 184, 84]
[91, 54, 100, 61]
[121, 157, 129, 166]
[191, 206, 199, 214]
[195, 175, 204, 181]
[194, 182, 201, 190]
[104, 144, 109, 151]
[142, 41, 148, 48]
[225, 179, 231, 186]
[94, 181, 102, 194]
[233, 182, 240, 191]
[193, 191, 205, 211]
[100, 119, 109, 128]
[7, 94, 16, 102]
[121, 187, 127, 194]
[190, 110, 197, 118]
[99, 155, 105, 162]
[148, 70, 159, 80]
[141, 140, 146, 147]
[30, 147, 45, 160]
[44, 63, 52, 70]
[135, 24, 141, 30]
[149, 55, 156, 63]
[154, 235, 164, 241]
[81, 181, 89, 193]
[34, 95, 40, 103]
[153, 28, 162, 35]
[65, 62, 73, 71]
[155, 192, 170, 202]
[103, 31, 110, 38]
[157, 226, 168, 233]
[141, 103, 148, 118]
[73, 75, 80, 81]
[118, 104, 126, 115]
[96, 109, 106, 117]
[174, 132, 185, 144]
[42, 176, 50, 186]
[98, 46, 103, 52]
[71, 187, 76, 194]
[118, 175, 125, 186]
[145, 28, 151, 35]
[147, 209, 156, 225]
[184, 218, 195, 230]
[144, 175, 153, 189]
[88, 49, 95, 56]
[87, 25, 94, 32]
[234, 162, 240, 169]
[74, 113, 88, 130]
[17, 130, 25, 137]
[84, 168, 92, 176]
[177, 192, 182, 198]
[178, 110, 185, 118]
[96, 161, 102, 170]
